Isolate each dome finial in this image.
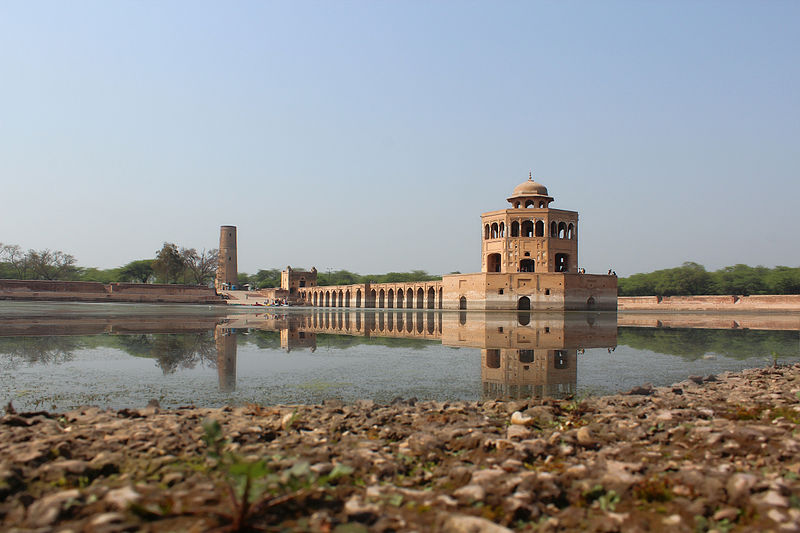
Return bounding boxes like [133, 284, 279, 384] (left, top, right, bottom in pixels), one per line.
[529, 171, 532, 181]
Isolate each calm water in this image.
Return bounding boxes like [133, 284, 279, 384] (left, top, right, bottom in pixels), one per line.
[1, 302, 798, 411]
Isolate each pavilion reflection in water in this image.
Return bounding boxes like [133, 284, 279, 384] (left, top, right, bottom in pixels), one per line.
[218, 309, 618, 399]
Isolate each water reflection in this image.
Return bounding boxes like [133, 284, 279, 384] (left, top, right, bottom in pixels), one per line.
[1, 306, 797, 405]
[216, 310, 616, 400]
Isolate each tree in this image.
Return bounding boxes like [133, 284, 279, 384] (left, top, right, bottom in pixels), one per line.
[152, 243, 186, 284]
[119, 260, 155, 283]
[253, 269, 281, 288]
[78, 267, 121, 283]
[25, 249, 78, 280]
[0, 243, 29, 279]
[181, 248, 218, 285]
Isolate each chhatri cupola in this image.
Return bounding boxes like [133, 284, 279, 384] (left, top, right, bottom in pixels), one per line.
[506, 173, 554, 209]
[481, 173, 578, 274]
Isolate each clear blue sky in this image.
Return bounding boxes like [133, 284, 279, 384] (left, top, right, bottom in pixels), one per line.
[2, 1, 798, 277]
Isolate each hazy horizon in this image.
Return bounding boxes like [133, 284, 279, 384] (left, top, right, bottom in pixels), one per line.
[2, 2, 798, 277]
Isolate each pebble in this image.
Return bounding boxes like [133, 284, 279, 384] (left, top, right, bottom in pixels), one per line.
[2, 363, 800, 532]
[104, 486, 141, 510]
[510, 411, 534, 426]
[440, 513, 513, 533]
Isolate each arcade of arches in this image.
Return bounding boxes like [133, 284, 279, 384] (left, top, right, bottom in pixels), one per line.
[301, 282, 443, 310]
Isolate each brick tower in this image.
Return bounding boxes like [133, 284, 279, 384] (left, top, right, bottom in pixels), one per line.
[216, 225, 238, 290]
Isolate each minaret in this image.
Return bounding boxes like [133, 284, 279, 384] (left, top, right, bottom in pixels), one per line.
[216, 226, 238, 291]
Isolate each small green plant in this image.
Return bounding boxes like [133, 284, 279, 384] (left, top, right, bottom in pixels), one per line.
[598, 490, 620, 512]
[583, 484, 619, 511]
[694, 515, 734, 533]
[201, 418, 353, 531]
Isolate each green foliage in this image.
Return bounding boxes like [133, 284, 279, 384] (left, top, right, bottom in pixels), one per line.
[236, 267, 442, 288]
[119, 259, 154, 283]
[619, 262, 800, 296]
[0, 245, 79, 281]
[77, 267, 122, 283]
[200, 417, 354, 531]
[152, 243, 186, 284]
[181, 248, 218, 285]
[317, 269, 441, 286]
[617, 327, 799, 361]
[253, 269, 282, 288]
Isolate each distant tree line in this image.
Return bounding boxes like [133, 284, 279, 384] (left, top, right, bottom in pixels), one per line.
[236, 269, 442, 289]
[0, 242, 218, 286]
[618, 262, 800, 296]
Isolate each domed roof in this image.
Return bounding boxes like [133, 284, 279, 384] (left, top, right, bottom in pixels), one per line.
[511, 177, 548, 197]
[507, 173, 553, 202]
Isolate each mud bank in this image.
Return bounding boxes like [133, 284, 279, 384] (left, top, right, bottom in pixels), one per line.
[2, 365, 800, 532]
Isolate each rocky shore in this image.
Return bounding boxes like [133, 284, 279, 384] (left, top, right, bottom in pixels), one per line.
[2, 364, 800, 532]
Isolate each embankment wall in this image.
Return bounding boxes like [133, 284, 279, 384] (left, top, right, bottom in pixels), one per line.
[0, 279, 224, 304]
[619, 294, 800, 312]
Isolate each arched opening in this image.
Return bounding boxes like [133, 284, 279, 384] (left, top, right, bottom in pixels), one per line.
[499, 222, 505, 237]
[518, 296, 531, 310]
[345, 290, 351, 307]
[459, 296, 467, 310]
[484, 224, 490, 240]
[514, 201, 520, 208]
[550, 221, 558, 237]
[517, 312, 530, 326]
[325, 291, 330, 307]
[416, 287, 424, 308]
[568, 223, 575, 239]
[313, 293, 318, 306]
[427, 287, 435, 309]
[338, 290, 344, 307]
[438, 287, 443, 309]
[555, 253, 569, 272]
[406, 288, 414, 309]
[519, 349, 535, 363]
[587, 296, 596, 309]
[356, 289, 362, 308]
[521, 220, 533, 237]
[299, 279, 306, 287]
[535, 220, 544, 237]
[396, 290, 404, 308]
[490, 223, 499, 239]
[525, 200, 534, 208]
[379, 289, 385, 308]
[511, 221, 519, 237]
[486, 349, 500, 369]
[331, 291, 338, 307]
[520, 259, 535, 272]
[558, 222, 567, 239]
[387, 289, 394, 308]
[554, 350, 569, 369]
[370, 289, 377, 308]
[539, 201, 545, 208]
[487, 253, 501, 273]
